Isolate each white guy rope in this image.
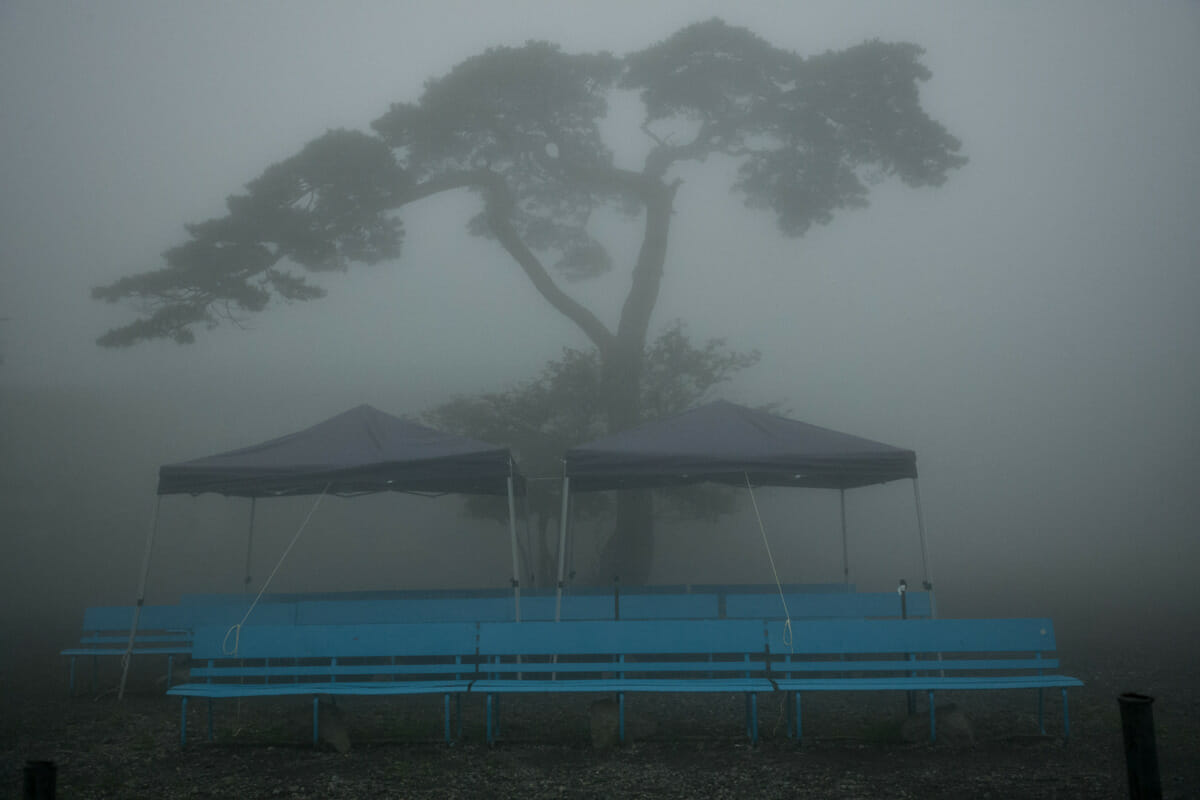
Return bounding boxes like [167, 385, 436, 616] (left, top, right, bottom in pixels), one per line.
[744, 473, 792, 651]
[223, 483, 331, 656]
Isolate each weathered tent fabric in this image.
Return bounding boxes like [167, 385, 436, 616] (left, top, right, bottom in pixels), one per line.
[564, 400, 916, 491]
[157, 404, 519, 497]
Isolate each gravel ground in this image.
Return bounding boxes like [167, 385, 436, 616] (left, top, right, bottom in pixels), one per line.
[3, 642, 1197, 799]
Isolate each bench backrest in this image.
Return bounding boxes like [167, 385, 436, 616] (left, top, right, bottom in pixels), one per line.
[765, 617, 1057, 656]
[190, 622, 480, 661]
[724, 591, 930, 620]
[80, 602, 297, 634]
[290, 592, 722, 625]
[477, 619, 769, 657]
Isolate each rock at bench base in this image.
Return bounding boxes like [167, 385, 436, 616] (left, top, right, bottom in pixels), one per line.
[590, 699, 621, 750]
[589, 698, 658, 749]
[901, 702, 974, 746]
[309, 699, 352, 753]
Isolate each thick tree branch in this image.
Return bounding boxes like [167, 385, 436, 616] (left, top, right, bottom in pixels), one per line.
[410, 169, 616, 352]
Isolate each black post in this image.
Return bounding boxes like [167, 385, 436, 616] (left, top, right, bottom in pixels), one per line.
[1119, 693, 1162, 800]
[23, 760, 56, 800]
[899, 579, 915, 715]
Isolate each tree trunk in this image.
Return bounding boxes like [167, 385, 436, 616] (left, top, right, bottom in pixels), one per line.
[590, 341, 655, 585]
[586, 177, 676, 587]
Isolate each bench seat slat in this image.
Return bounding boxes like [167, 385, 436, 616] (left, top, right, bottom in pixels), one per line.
[61, 646, 190, 656]
[770, 657, 1060, 673]
[774, 675, 1083, 691]
[168, 680, 473, 699]
[190, 663, 476, 679]
[471, 678, 775, 694]
[479, 660, 770, 675]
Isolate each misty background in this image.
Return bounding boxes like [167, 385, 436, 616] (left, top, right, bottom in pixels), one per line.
[2, 2, 1198, 670]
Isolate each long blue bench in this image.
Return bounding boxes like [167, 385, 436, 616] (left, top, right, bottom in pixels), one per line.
[473, 617, 1080, 746]
[765, 617, 1082, 742]
[163, 616, 1081, 748]
[66, 589, 917, 695]
[166, 622, 482, 746]
[61, 602, 297, 693]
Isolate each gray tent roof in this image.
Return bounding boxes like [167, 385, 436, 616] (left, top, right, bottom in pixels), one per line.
[158, 404, 520, 497]
[564, 400, 916, 491]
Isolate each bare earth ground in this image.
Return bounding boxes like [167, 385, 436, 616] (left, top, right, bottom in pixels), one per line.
[2, 641, 1197, 799]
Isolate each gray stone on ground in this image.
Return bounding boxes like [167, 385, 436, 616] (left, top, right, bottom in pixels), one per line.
[900, 702, 974, 746]
[296, 698, 351, 752]
[589, 698, 659, 749]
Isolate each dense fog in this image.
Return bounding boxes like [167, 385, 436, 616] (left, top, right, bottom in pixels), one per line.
[2, 2, 1198, 668]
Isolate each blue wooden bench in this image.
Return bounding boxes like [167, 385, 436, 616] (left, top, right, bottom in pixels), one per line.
[61, 601, 298, 693]
[764, 617, 1082, 742]
[61, 605, 195, 694]
[166, 622, 481, 746]
[473, 619, 775, 745]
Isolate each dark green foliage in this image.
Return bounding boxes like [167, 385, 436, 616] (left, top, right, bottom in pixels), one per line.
[94, 20, 963, 349]
[624, 19, 966, 234]
[92, 130, 406, 346]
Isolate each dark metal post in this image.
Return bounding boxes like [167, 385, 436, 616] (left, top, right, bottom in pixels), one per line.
[1119, 693, 1162, 800]
[898, 579, 915, 715]
[23, 760, 56, 799]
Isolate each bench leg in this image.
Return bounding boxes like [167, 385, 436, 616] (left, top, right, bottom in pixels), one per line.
[618, 692, 625, 745]
[795, 693, 802, 744]
[443, 694, 450, 744]
[1062, 689, 1070, 741]
[207, 699, 214, 741]
[1038, 687, 1045, 735]
[180, 697, 188, 748]
[69, 656, 76, 694]
[92, 655, 98, 694]
[745, 693, 759, 744]
[486, 694, 494, 746]
[167, 655, 174, 689]
[456, 694, 463, 740]
[928, 691, 936, 743]
[313, 697, 320, 748]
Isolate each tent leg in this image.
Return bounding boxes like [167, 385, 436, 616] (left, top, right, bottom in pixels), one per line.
[507, 476, 521, 621]
[554, 477, 570, 621]
[839, 489, 849, 585]
[912, 479, 937, 618]
[243, 497, 257, 594]
[119, 497, 162, 700]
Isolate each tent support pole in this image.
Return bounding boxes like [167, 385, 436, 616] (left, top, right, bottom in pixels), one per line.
[554, 477, 570, 622]
[520, 491, 534, 587]
[839, 489, 849, 586]
[243, 497, 257, 594]
[507, 476, 521, 622]
[119, 496, 162, 700]
[912, 478, 937, 618]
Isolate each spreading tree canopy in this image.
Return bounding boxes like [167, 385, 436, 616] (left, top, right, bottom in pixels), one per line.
[94, 19, 965, 583]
